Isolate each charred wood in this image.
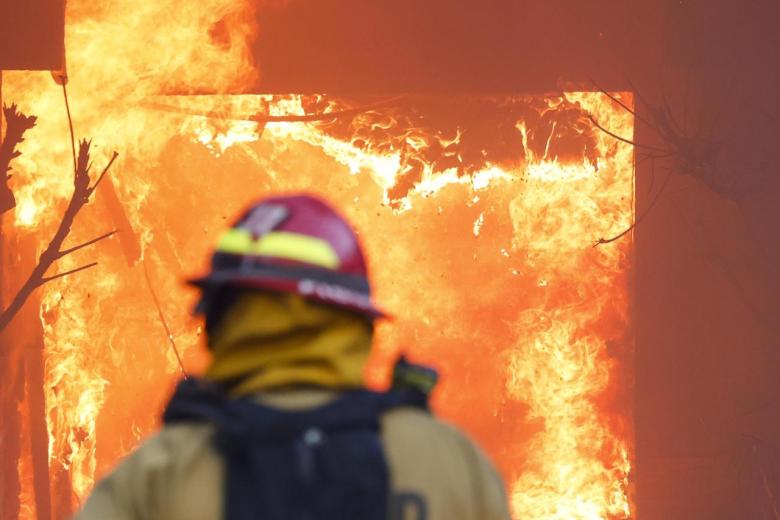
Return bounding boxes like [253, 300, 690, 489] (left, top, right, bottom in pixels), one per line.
[98, 174, 141, 267]
[26, 332, 51, 520]
[0, 104, 36, 216]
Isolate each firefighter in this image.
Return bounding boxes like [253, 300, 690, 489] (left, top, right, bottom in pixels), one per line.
[74, 194, 510, 520]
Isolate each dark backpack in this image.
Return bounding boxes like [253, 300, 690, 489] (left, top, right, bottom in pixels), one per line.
[162, 359, 436, 520]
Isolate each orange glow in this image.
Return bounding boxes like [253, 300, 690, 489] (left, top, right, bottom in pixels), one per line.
[3, 2, 634, 519]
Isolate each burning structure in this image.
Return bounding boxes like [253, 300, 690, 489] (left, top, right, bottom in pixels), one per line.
[1, 1, 778, 519]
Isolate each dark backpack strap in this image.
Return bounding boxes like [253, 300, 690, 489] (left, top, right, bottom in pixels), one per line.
[161, 357, 438, 520]
[164, 379, 391, 520]
[380, 355, 439, 412]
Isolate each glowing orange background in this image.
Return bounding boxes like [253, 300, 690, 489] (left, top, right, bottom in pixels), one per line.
[2, 2, 634, 518]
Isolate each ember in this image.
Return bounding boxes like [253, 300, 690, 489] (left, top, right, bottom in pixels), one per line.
[1, 1, 635, 519]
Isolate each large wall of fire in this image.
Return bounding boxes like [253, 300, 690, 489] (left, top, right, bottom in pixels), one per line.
[2, 2, 634, 519]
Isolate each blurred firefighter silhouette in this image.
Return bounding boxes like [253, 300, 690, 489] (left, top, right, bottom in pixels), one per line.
[74, 194, 509, 520]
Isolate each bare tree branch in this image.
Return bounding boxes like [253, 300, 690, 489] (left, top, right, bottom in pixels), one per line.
[57, 230, 117, 258]
[588, 76, 666, 136]
[594, 76, 777, 203]
[595, 164, 674, 247]
[0, 137, 119, 333]
[587, 115, 669, 153]
[90, 152, 119, 193]
[39, 262, 99, 285]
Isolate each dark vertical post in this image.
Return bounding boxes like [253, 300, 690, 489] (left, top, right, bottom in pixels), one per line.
[632, 98, 669, 520]
[26, 341, 52, 520]
[0, 65, 25, 520]
[0, 225, 27, 519]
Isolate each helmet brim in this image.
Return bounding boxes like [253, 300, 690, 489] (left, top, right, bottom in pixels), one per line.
[186, 270, 389, 320]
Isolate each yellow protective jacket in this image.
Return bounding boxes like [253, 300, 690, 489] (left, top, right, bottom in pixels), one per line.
[74, 389, 511, 520]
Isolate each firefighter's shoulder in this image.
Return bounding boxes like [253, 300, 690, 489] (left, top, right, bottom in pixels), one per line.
[143, 423, 224, 519]
[380, 407, 511, 520]
[76, 423, 222, 520]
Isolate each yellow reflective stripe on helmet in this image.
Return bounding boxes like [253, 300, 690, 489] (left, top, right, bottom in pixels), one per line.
[216, 229, 340, 269]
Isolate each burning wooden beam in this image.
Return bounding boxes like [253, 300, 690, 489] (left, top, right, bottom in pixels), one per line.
[0, 0, 65, 71]
[246, 0, 661, 94]
[97, 174, 141, 267]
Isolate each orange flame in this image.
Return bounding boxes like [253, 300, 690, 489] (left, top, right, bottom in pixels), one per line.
[4, 2, 633, 518]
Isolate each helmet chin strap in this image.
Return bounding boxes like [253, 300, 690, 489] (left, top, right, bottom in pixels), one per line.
[200, 287, 247, 348]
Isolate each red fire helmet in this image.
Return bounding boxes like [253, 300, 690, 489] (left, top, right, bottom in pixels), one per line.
[187, 194, 386, 319]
